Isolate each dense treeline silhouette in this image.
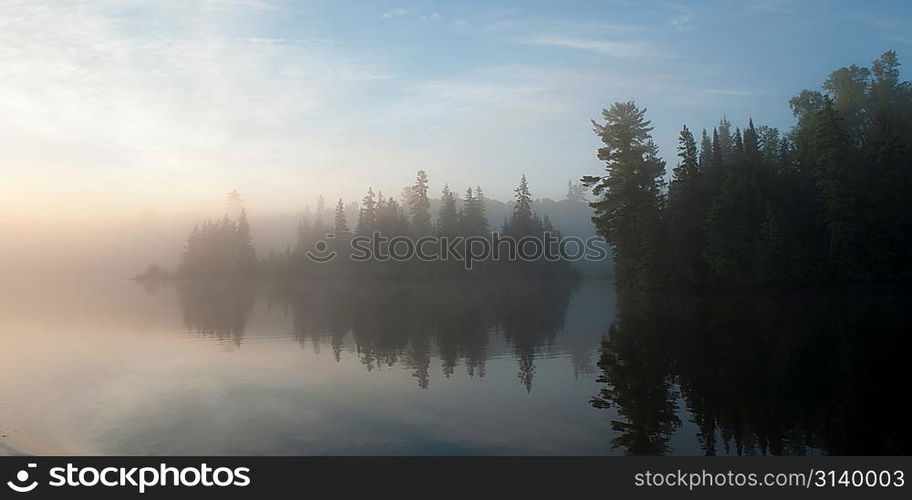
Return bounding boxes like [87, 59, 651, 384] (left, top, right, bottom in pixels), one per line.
[591, 287, 911, 455]
[584, 51, 912, 288]
[177, 209, 257, 278]
[170, 172, 582, 280]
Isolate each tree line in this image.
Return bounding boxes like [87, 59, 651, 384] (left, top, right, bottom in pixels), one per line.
[170, 172, 578, 279]
[584, 51, 912, 288]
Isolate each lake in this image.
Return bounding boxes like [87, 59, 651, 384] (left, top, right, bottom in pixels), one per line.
[0, 278, 907, 455]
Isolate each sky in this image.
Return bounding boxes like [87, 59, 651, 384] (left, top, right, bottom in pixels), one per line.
[0, 0, 910, 216]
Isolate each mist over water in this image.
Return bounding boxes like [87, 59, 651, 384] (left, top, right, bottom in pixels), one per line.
[0, 278, 615, 455]
[1, 275, 907, 455]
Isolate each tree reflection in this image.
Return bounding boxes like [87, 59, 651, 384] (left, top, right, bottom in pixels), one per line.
[592, 288, 911, 455]
[590, 292, 680, 455]
[176, 277, 576, 391]
[178, 281, 256, 347]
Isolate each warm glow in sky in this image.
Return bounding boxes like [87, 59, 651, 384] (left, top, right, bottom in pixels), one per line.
[1, 0, 909, 216]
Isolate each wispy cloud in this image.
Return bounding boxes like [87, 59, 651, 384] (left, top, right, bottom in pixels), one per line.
[418, 13, 442, 23]
[520, 36, 659, 58]
[485, 18, 643, 36]
[381, 8, 409, 19]
[670, 13, 695, 31]
[0, 0, 396, 209]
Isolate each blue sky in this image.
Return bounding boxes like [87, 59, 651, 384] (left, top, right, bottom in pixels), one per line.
[0, 0, 909, 214]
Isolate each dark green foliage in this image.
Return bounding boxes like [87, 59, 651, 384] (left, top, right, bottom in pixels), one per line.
[666, 125, 705, 284]
[812, 98, 858, 277]
[585, 51, 912, 288]
[582, 101, 666, 286]
[698, 129, 711, 172]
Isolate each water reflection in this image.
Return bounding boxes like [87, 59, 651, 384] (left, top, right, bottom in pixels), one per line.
[179, 281, 255, 346]
[592, 289, 911, 456]
[3, 278, 906, 455]
[177, 279, 576, 392]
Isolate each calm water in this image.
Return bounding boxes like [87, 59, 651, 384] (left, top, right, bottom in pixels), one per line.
[0, 278, 907, 455]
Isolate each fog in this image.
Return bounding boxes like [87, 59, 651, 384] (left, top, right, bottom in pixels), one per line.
[0, 189, 601, 284]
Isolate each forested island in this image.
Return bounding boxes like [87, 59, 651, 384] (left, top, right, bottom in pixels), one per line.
[138, 172, 586, 281]
[586, 51, 912, 288]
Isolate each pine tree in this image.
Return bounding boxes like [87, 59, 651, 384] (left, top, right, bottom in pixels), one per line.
[474, 185, 489, 233]
[708, 127, 724, 192]
[357, 188, 378, 235]
[377, 196, 408, 236]
[334, 198, 351, 238]
[673, 125, 700, 182]
[409, 170, 432, 236]
[437, 184, 459, 237]
[235, 208, 257, 276]
[582, 102, 666, 286]
[705, 124, 758, 283]
[507, 174, 535, 237]
[813, 98, 857, 276]
[698, 129, 712, 171]
[179, 224, 202, 276]
[717, 117, 733, 166]
[667, 125, 705, 284]
[732, 127, 744, 162]
[865, 51, 912, 277]
[460, 186, 488, 236]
